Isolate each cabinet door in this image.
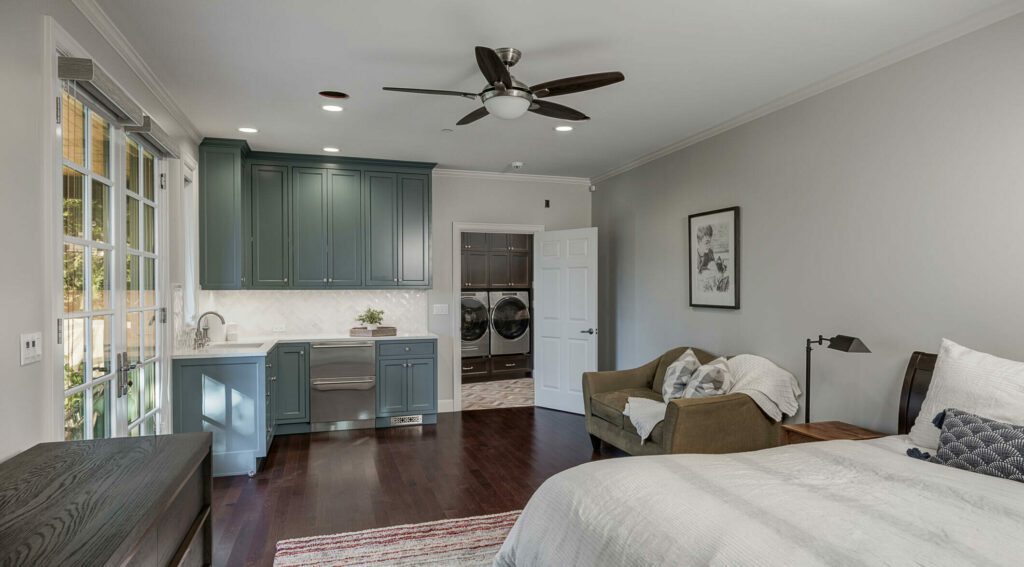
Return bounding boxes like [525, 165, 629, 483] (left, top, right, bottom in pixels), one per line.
[462, 251, 489, 288]
[199, 144, 243, 289]
[397, 174, 430, 287]
[507, 233, 531, 252]
[327, 170, 363, 287]
[265, 348, 278, 443]
[275, 344, 309, 424]
[251, 165, 290, 288]
[291, 168, 328, 287]
[462, 232, 488, 251]
[489, 251, 511, 288]
[377, 360, 408, 415]
[486, 233, 509, 252]
[407, 358, 436, 413]
[508, 251, 531, 288]
[365, 172, 398, 286]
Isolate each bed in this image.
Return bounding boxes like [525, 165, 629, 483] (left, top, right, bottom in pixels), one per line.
[495, 352, 1024, 566]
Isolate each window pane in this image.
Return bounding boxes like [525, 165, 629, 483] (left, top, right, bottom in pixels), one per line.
[90, 113, 110, 177]
[129, 426, 140, 438]
[63, 243, 85, 312]
[91, 180, 109, 242]
[91, 315, 112, 379]
[91, 248, 110, 310]
[144, 361, 157, 414]
[143, 150, 155, 201]
[143, 310, 157, 360]
[126, 311, 141, 364]
[63, 167, 84, 238]
[126, 254, 141, 308]
[144, 204, 155, 253]
[127, 366, 141, 424]
[64, 390, 85, 441]
[143, 414, 157, 436]
[126, 138, 139, 194]
[126, 196, 139, 249]
[61, 91, 85, 166]
[144, 257, 156, 306]
[62, 317, 86, 391]
[92, 382, 108, 439]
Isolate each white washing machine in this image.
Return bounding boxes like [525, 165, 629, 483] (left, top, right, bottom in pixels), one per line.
[461, 291, 490, 358]
[489, 291, 531, 355]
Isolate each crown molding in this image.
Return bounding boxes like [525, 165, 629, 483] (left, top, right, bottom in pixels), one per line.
[591, 1, 1024, 184]
[433, 168, 591, 186]
[72, 0, 202, 146]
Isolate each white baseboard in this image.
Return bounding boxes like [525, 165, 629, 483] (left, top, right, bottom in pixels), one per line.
[437, 399, 455, 413]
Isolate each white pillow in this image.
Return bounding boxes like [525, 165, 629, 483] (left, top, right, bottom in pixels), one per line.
[909, 338, 1024, 450]
[682, 357, 732, 398]
[661, 349, 701, 402]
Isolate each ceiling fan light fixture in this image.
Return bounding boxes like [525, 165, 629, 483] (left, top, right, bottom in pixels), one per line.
[483, 94, 531, 120]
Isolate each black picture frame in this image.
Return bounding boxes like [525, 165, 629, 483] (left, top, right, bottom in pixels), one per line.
[688, 206, 740, 309]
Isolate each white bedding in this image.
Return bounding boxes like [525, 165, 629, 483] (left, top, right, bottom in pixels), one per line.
[494, 436, 1024, 566]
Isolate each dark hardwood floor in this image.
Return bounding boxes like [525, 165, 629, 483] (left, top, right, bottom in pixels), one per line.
[211, 407, 624, 566]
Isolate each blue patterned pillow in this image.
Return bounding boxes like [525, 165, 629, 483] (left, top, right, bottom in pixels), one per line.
[929, 408, 1024, 483]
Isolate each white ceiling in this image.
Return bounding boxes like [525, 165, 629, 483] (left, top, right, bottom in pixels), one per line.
[96, 0, 1014, 178]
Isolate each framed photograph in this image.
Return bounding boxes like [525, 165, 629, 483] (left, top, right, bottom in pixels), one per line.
[689, 206, 740, 309]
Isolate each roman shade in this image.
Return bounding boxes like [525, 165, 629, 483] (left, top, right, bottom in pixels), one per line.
[57, 56, 144, 126]
[125, 115, 180, 158]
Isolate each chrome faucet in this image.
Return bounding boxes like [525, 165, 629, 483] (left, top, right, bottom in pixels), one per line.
[193, 311, 226, 350]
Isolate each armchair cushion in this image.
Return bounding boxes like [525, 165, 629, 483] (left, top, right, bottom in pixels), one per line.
[591, 388, 663, 428]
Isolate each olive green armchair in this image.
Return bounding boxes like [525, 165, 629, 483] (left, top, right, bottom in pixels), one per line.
[583, 347, 781, 456]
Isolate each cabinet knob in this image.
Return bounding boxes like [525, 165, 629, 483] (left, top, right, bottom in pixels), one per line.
[266, 362, 273, 368]
[284, 277, 288, 283]
[505, 363, 516, 367]
[405, 347, 411, 351]
[271, 376, 277, 381]
[328, 277, 333, 283]
[393, 278, 398, 282]
[323, 278, 327, 283]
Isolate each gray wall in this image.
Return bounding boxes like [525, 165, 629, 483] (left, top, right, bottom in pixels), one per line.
[0, 0, 197, 461]
[427, 173, 592, 405]
[593, 13, 1024, 433]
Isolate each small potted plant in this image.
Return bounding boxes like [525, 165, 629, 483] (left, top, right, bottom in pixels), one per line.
[356, 308, 385, 331]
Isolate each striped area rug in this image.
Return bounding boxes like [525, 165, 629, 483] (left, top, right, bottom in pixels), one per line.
[274, 510, 521, 566]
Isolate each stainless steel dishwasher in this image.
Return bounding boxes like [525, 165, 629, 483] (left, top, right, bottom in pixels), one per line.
[309, 341, 376, 431]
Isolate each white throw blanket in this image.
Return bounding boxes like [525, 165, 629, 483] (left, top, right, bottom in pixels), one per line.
[622, 397, 667, 443]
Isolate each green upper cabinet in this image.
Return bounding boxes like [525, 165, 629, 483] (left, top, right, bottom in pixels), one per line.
[250, 165, 290, 288]
[328, 170, 363, 287]
[365, 172, 398, 286]
[398, 174, 430, 287]
[199, 140, 433, 290]
[291, 168, 329, 287]
[199, 140, 248, 289]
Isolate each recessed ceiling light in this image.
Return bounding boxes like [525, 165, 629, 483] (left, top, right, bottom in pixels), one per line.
[554, 125, 573, 132]
[238, 127, 258, 133]
[323, 147, 340, 153]
[322, 105, 343, 112]
[319, 90, 350, 99]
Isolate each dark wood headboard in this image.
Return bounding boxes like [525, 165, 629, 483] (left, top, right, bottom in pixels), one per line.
[898, 351, 938, 434]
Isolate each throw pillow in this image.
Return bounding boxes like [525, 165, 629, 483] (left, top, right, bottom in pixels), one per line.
[661, 349, 702, 402]
[682, 357, 733, 398]
[929, 408, 1024, 484]
[909, 339, 1024, 450]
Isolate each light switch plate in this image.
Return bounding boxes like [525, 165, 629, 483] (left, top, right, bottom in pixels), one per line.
[432, 304, 449, 316]
[20, 332, 42, 366]
[271, 325, 286, 333]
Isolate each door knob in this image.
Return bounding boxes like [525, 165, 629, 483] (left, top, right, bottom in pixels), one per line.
[580, 328, 596, 335]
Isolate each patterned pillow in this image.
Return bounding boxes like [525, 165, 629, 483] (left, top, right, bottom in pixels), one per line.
[661, 349, 702, 402]
[682, 357, 733, 398]
[929, 408, 1024, 483]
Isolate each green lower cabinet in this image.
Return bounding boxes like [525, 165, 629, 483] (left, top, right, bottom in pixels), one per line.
[375, 340, 437, 427]
[275, 343, 309, 424]
[407, 359, 437, 413]
[265, 347, 278, 448]
[172, 356, 269, 477]
[378, 360, 408, 414]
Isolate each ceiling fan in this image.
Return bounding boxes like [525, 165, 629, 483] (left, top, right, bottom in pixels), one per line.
[383, 46, 624, 126]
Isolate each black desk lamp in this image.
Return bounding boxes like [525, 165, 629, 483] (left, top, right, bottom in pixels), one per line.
[805, 334, 870, 423]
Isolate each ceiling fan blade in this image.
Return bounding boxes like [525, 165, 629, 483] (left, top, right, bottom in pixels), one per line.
[529, 100, 590, 121]
[382, 87, 477, 100]
[531, 71, 625, 98]
[456, 106, 489, 126]
[475, 46, 512, 87]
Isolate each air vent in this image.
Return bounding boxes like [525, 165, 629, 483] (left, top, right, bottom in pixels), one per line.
[390, 415, 423, 426]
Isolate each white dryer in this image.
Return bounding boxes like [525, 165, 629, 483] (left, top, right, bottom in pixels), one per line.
[489, 291, 531, 355]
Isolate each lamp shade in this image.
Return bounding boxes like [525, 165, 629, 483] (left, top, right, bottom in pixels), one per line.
[827, 335, 871, 353]
[483, 95, 531, 119]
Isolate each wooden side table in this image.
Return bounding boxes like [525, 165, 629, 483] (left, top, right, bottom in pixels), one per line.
[781, 421, 885, 445]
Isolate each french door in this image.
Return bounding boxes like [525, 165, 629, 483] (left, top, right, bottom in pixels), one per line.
[59, 85, 164, 440]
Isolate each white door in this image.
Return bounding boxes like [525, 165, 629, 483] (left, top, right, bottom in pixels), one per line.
[533, 228, 598, 414]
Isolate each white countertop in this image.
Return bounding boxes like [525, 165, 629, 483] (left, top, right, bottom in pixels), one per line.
[172, 332, 438, 359]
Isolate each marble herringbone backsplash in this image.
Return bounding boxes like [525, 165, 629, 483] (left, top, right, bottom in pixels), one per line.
[195, 290, 429, 337]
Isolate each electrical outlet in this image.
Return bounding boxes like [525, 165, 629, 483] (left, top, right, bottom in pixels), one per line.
[271, 325, 287, 333]
[432, 304, 449, 316]
[20, 332, 42, 366]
